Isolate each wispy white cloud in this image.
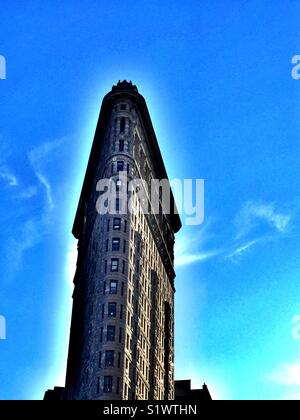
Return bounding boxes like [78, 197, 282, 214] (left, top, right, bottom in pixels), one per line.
[266, 360, 300, 400]
[0, 164, 18, 187]
[174, 220, 213, 255]
[0, 145, 38, 199]
[174, 220, 224, 267]
[176, 250, 222, 267]
[3, 138, 66, 277]
[35, 171, 53, 209]
[224, 201, 293, 263]
[28, 138, 65, 210]
[28, 138, 65, 164]
[226, 238, 261, 262]
[176, 201, 294, 267]
[6, 215, 49, 273]
[235, 201, 291, 239]
[0, 164, 38, 200]
[267, 360, 300, 386]
[0, 140, 18, 187]
[18, 185, 38, 200]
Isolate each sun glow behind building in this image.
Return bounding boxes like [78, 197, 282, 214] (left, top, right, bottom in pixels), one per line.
[1, 1, 300, 401]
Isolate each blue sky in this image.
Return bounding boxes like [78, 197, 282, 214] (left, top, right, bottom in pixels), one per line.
[0, 0, 300, 400]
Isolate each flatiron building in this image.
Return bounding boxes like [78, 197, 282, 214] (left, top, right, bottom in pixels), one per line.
[63, 81, 181, 400]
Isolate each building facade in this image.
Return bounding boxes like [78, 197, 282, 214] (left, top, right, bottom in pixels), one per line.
[63, 81, 182, 400]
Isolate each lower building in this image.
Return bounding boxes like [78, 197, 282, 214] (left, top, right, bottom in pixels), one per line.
[174, 380, 212, 401]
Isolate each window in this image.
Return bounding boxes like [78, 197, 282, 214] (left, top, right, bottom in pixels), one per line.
[126, 334, 130, 350]
[120, 118, 125, 133]
[117, 161, 124, 172]
[104, 376, 113, 393]
[127, 311, 131, 326]
[113, 217, 121, 230]
[105, 239, 109, 252]
[100, 327, 103, 342]
[120, 104, 126, 110]
[118, 352, 121, 368]
[109, 280, 118, 294]
[121, 282, 124, 296]
[104, 260, 107, 273]
[124, 220, 127, 233]
[103, 281, 106, 295]
[98, 352, 102, 368]
[97, 377, 100, 394]
[116, 198, 120, 212]
[119, 140, 124, 152]
[111, 258, 119, 272]
[107, 326, 115, 342]
[120, 304, 123, 320]
[122, 260, 126, 274]
[107, 219, 110, 232]
[119, 327, 123, 343]
[105, 350, 114, 367]
[116, 179, 122, 192]
[117, 377, 120, 394]
[136, 259, 140, 273]
[112, 238, 120, 251]
[108, 302, 117, 318]
[123, 240, 126, 253]
[102, 304, 105, 319]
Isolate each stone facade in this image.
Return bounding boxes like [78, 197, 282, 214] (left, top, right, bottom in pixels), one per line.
[63, 81, 181, 400]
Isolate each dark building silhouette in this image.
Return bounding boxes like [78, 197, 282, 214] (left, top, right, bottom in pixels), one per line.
[44, 387, 64, 401]
[175, 380, 212, 401]
[44, 81, 210, 401]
